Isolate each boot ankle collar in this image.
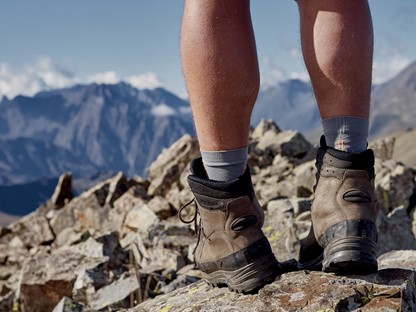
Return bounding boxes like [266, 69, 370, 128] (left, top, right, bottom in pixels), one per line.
[188, 157, 254, 200]
[318, 136, 375, 169]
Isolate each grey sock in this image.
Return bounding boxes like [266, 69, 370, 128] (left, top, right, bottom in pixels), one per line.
[322, 116, 369, 153]
[200, 147, 248, 181]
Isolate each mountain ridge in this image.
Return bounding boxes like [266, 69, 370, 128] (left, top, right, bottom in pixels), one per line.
[1, 60, 416, 216]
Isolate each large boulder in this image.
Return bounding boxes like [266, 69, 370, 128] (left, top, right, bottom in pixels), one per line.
[147, 135, 199, 196]
[130, 269, 416, 312]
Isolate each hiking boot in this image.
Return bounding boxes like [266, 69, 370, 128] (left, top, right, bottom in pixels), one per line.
[181, 157, 279, 292]
[298, 136, 379, 274]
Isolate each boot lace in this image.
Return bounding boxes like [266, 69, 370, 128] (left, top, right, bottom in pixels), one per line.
[179, 198, 202, 254]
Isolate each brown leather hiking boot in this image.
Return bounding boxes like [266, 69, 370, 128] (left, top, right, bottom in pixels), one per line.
[181, 158, 279, 292]
[298, 137, 379, 274]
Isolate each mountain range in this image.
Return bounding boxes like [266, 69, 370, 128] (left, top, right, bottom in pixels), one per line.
[254, 61, 416, 142]
[1, 61, 415, 216]
[0, 83, 194, 183]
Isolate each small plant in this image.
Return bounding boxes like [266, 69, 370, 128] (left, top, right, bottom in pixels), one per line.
[357, 285, 376, 305]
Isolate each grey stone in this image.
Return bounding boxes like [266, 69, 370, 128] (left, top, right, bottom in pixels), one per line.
[49, 194, 106, 236]
[378, 250, 416, 270]
[52, 296, 93, 312]
[375, 159, 415, 214]
[144, 239, 186, 273]
[51, 172, 74, 209]
[16, 248, 106, 312]
[108, 188, 146, 235]
[63, 237, 105, 259]
[129, 269, 416, 312]
[72, 268, 110, 305]
[147, 134, 200, 196]
[377, 206, 416, 256]
[53, 227, 84, 248]
[8, 212, 55, 248]
[290, 160, 316, 196]
[124, 203, 158, 232]
[251, 119, 281, 140]
[4, 129, 416, 311]
[369, 137, 396, 161]
[0, 290, 14, 312]
[165, 187, 193, 212]
[88, 271, 140, 311]
[146, 221, 196, 250]
[255, 130, 311, 159]
[263, 199, 310, 262]
[148, 196, 174, 220]
[104, 172, 138, 207]
[158, 274, 200, 294]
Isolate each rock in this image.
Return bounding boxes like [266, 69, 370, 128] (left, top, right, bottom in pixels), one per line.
[369, 137, 396, 161]
[165, 187, 193, 213]
[376, 207, 416, 256]
[77, 172, 137, 208]
[8, 236, 24, 249]
[122, 233, 152, 272]
[53, 227, 85, 248]
[51, 172, 74, 209]
[144, 239, 186, 273]
[0, 290, 14, 312]
[290, 160, 316, 196]
[107, 188, 147, 234]
[95, 232, 127, 267]
[412, 207, 416, 240]
[13, 235, 124, 311]
[378, 250, 416, 270]
[105, 172, 138, 207]
[147, 134, 200, 196]
[72, 268, 110, 305]
[129, 269, 416, 312]
[50, 173, 138, 236]
[251, 119, 281, 141]
[255, 130, 311, 160]
[146, 221, 196, 251]
[88, 271, 140, 311]
[50, 194, 108, 236]
[16, 248, 106, 312]
[254, 159, 315, 203]
[263, 199, 310, 262]
[52, 296, 92, 312]
[148, 196, 175, 220]
[64, 237, 105, 259]
[249, 120, 282, 168]
[264, 154, 293, 178]
[124, 203, 158, 232]
[375, 159, 415, 214]
[8, 212, 55, 248]
[3, 125, 416, 311]
[158, 274, 200, 294]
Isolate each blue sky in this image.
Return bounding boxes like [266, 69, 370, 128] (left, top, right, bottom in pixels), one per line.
[0, 0, 415, 99]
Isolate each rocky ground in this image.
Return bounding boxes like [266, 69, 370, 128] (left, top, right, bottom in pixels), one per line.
[0, 120, 415, 312]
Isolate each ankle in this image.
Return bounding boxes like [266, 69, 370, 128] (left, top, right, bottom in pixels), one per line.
[200, 147, 248, 181]
[322, 116, 369, 153]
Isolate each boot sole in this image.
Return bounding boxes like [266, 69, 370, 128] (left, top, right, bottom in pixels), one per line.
[322, 236, 378, 274]
[201, 254, 279, 293]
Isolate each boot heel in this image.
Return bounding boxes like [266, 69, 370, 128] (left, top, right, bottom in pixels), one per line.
[319, 220, 378, 274]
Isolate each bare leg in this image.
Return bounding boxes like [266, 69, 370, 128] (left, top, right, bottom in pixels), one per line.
[180, 2, 279, 292]
[181, 0, 259, 151]
[298, 0, 373, 120]
[296, 0, 379, 274]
